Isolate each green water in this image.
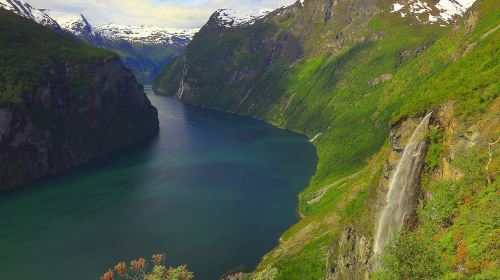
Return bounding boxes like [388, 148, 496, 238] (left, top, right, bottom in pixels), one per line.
[0, 95, 317, 279]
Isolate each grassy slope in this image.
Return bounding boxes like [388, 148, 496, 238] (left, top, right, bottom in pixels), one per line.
[372, 1, 499, 278]
[0, 9, 115, 104]
[155, 0, 498, 278]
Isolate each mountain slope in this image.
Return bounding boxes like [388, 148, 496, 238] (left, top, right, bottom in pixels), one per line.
[0, 9, 159, 190]
[45, 10, 103, 46]
[94, 24, 198, 83]
[155, 0, 498, 278]
[0, 0, 199, 84]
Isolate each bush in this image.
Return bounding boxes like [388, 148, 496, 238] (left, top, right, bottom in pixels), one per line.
[100, 253, 193, 280]
[373, 233, 442, 280]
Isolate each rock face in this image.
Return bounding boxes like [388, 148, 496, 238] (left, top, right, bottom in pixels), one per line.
[325, 113, 432, 279]
[326, 227, 372, 280]
[0, 10, 158, 190]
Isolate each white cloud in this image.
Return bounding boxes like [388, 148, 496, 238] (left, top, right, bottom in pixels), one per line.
[29, 0, 296, 28]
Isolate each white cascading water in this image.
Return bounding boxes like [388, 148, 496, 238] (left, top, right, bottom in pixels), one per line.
[373, 112, 432, 255]
[175, 63, 188, 99]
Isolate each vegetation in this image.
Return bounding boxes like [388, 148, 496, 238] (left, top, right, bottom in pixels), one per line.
[375, 138, 499, 279]
[0, 8, 158, 190]
[107, 43, 179, 84]
[155, 0, 499, 278]
[373, 232, 442, 280]
[426, 128, 444, 171]
[229, 266, 279, 280]
[100, 254, 194, 280]
[0, 9, 115, 104]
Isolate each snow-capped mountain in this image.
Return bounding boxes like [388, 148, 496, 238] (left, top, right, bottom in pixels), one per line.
[46, 11, 96, 37]
[96, 24, 199, 48]
[210, 8, 274, 28]
[0, 0, 200, 83]
[0, 0, 60, 30]
[389, 0, 477, 24]
[45, 11, 103, 45]
[0, 0, 199, 48]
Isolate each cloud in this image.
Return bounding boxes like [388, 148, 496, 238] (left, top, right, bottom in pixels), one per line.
[29, 0, 296, 28]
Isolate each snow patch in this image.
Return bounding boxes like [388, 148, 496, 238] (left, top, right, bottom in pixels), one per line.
[390, 0, 477, 24]
[46, 11, 96, 36]
[436, 0, 476, 22]
[392, 3, 405, 12]
[0, 0, 60, 28]
[214, 8, 273, 27]
[97, 24, 199, 45]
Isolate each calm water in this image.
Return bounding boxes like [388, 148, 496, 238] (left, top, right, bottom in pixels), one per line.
[0, 95, 317, 280]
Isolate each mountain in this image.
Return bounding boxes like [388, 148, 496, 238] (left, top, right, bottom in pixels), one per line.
[208, 8, 274, 28]
[94, 24, 199, 83]
[388, 0, 477, 23]
[96, 24, 197, 48]
[45, 10, 103, 46]
[154, 0, 499, 279]
[0, 0, 60, 30]
[0, 0, 199, 84]
[0, 9, 159, 190]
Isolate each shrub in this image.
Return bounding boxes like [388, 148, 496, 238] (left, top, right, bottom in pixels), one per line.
[100, 253, 193, 280]
[373, 233, 442, 280]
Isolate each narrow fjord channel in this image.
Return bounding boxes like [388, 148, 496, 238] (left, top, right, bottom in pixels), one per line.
[0, 94, 317, 280]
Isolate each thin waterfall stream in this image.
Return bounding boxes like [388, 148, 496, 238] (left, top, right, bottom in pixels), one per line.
[373, 112, 432, 255]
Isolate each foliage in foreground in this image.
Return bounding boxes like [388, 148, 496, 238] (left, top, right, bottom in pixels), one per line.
[100, 254, 193, 280]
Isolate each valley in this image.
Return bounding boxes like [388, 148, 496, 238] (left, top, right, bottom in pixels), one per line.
[0, 0, 498, 279]
[0, 0, 199, 83]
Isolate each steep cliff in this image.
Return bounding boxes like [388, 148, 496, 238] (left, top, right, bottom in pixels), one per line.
[155, 0, 498, 278]
[0, 9, 159, 190]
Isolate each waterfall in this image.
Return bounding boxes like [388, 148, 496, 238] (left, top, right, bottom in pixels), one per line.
[373, 112, 432, 255]
[175, 63, 188, 99]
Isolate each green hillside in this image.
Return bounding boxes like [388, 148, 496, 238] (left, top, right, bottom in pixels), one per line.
[0, 9, 158, 189]
[154, 0, 498, 279]
[0, 9, 115, 104]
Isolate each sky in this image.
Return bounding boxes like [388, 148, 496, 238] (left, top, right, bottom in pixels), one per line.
[29, 0, 297, 28]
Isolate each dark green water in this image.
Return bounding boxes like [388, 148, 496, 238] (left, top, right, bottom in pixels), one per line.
[0, 95, 317, 280]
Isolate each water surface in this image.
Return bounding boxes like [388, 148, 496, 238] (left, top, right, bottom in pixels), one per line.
[0, 95, 317, 279]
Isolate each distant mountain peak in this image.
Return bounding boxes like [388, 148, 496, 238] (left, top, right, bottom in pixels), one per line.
[210, 8, 274, 28]
[45, 11, 97, 37]
[96, 24, 199, 47]
[0, 0, 61, 30]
